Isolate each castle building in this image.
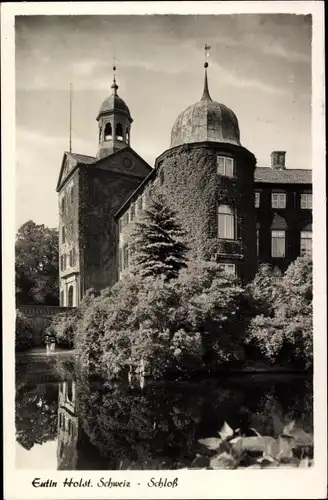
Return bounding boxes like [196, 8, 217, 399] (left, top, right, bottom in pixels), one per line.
[57, 63, 312, 306]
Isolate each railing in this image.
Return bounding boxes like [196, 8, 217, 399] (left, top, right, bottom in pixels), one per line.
[216, 239, 243, 256]
[18, 305, 75, 317]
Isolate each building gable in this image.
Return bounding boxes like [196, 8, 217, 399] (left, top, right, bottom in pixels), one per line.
[93, 147, 152, 179]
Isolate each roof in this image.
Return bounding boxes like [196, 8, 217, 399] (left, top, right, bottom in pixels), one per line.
[170, 68, 240, 148]
[68, 152, 96, 164]
[96, 94, 132, 120]
[254, 167, 312, 184]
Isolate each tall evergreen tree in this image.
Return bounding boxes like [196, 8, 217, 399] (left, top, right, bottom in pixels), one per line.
[129, 195, 188, 280]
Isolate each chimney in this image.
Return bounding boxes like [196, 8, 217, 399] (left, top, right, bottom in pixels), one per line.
[271, 151, 286, 170]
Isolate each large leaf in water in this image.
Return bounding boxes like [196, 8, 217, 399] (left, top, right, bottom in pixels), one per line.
[210, 452, 238, 469]
[232, 436, 276, 455]
[198, 437, 222, 451]
[283, 421, 313, 447]
[218, 421, 234, 441]
[299, 457, 313, 468]
[272, 412, 285, 436]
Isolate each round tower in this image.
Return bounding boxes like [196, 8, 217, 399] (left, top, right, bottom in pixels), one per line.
[156, 59, 257, 283]
[96, 66, 133, 159]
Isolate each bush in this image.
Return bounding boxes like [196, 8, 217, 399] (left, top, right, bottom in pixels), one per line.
[246, 257, 313, 369]
[76, 260, 246, 381]
[15, 310, 34, 351]
[46, 311, 78, 349]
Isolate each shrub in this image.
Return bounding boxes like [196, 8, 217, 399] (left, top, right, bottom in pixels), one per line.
[15, 310, 34, 351]
[246, 257, 313, 369]
[46, 311, 77, 349]
[76, 260, 246, 380]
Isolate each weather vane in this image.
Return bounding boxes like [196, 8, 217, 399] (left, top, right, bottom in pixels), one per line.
[204, 44, 211, 67]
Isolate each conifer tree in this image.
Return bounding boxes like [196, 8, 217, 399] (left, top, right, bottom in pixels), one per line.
[129, 194, 188, 280]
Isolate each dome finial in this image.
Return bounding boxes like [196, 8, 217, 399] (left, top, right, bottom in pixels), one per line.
[201, 44, 212, 101]
[111, 53, 118, 95]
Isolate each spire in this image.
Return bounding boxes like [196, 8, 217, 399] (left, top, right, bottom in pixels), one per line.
[201, 44, 212, 101]
[111, 55, 118, 95]
[201, 63, 212, 101]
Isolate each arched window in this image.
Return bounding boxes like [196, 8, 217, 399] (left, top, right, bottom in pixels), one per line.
[104, 122, 112, 140]
[68, 285, 74, 307]
[116, 123, 123, 141]
[126, 127, 129, 143]
[67, 381, 73, 402]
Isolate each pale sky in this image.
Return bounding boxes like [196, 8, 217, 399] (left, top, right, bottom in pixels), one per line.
[16, 14, 312, 230]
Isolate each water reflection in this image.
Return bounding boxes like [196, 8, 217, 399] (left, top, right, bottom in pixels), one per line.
[15, 357, 313, 470]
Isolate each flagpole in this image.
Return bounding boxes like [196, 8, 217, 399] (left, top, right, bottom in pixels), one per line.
[69, 82, 72, 154]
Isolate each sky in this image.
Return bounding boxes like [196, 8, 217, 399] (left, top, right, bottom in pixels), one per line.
[15, 14, 312, 230]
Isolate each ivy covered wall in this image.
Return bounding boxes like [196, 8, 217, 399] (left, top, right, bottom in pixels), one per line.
[78, 165, 147, 295]
[158, 142, 257, 283]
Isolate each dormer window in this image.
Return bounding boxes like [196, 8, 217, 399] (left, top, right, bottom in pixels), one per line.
[104, 122, 112, 140]
[116, 123, 123, 141]
[217, 156, 234, 177]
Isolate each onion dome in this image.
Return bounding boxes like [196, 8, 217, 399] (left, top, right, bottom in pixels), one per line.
[170, 62, 240, 148]
[96, 71, 132, 121]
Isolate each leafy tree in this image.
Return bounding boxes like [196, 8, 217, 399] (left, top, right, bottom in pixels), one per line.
[246, 257, 312, 369]
[246, 263, 282, 315]
[15, 383, 58, 450]
[76, 260, 246, 381]
[129, 195, 188, 281]
[15, 310, 34, 351]
[15, 220, 59, 305]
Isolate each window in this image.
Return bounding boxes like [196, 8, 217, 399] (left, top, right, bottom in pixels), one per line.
[217, 156, 234, 177]
[300, 231, 312, 257]
[119, 247, 123, 273]
[159, 169, 165, 185]
[256, 226, 260, 256]
[254, 192, 260, 208]
[61, 197, 65, 213]
[130, 203, 136, 221]
[301, 193, 312, 210]
[104, 122, 112, 140]
[69, 248, 76, 267]
[60, 254, 67, 271]
[271, 230, 286, 258]
[272, 192, 286, 209]
[68, 286, 74, 307]
[123, 212, 129, 226]
[218, 204, 235, 240]
[70, 186, 74, 204]
[137, 196, 143, 213]
[62, 226, 66, 243]
[60, 290, 64, 306]
[126, 127, 129, 143]
[218, 263, 236, 275]
[116, 123, 123, 141]
[123, 244, 129, 270]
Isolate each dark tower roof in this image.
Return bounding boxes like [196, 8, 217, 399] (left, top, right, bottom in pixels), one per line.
[96, 74, 132, 122]
[170, 62, 240, 148]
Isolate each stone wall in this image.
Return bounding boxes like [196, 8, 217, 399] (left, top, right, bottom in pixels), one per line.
[18, 305, 75, 346]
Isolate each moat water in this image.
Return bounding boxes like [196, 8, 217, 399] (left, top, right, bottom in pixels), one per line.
[16, 354, 313, 470]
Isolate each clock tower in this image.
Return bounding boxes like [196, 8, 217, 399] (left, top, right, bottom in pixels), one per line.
[56, 67, 152, 306]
